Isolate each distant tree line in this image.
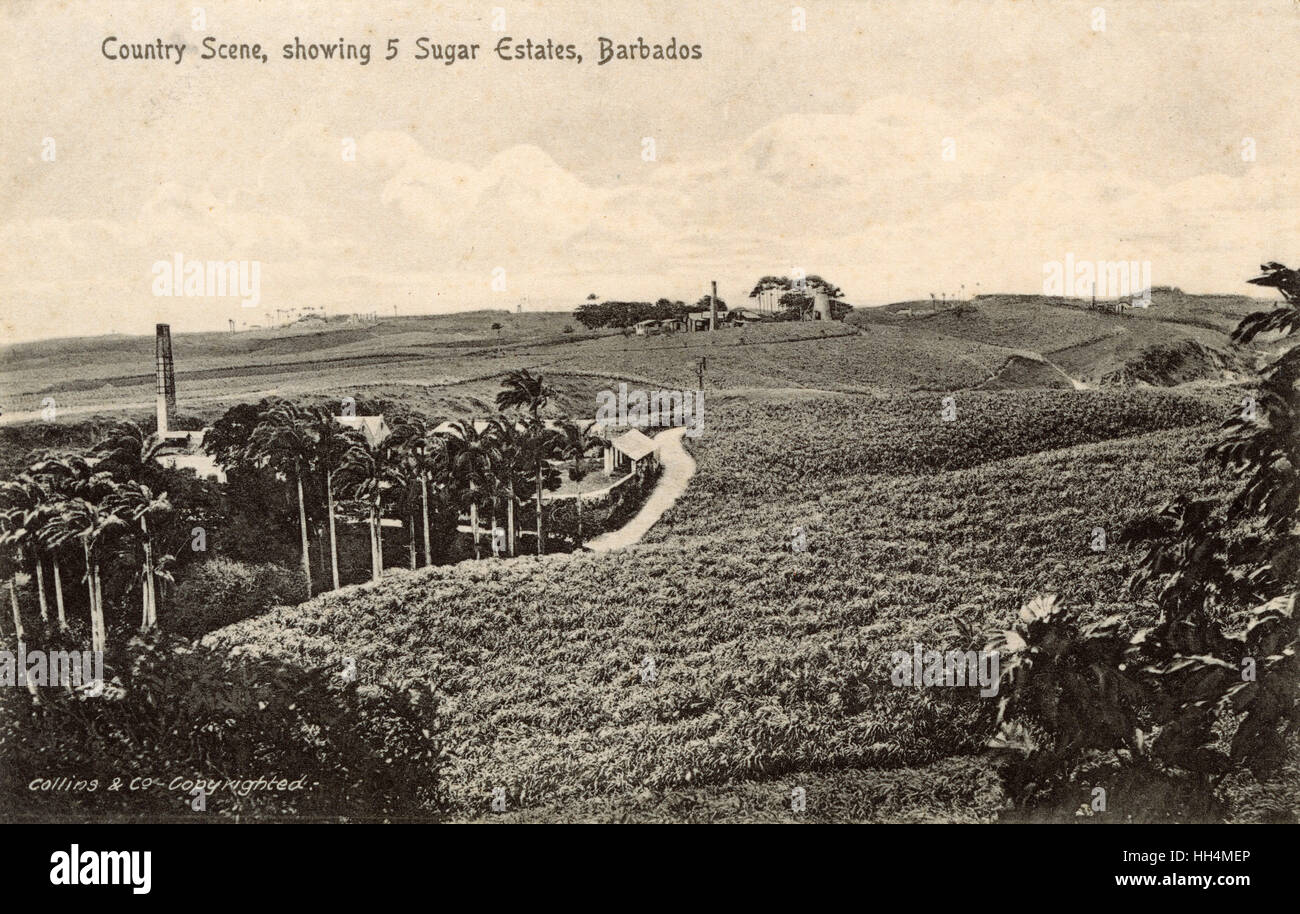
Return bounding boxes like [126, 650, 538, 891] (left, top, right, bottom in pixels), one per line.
[573, 296, 726, 329]
[573, 274, 854, 329]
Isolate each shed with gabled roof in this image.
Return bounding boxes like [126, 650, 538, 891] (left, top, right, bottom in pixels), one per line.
[604, 427, 659, 475]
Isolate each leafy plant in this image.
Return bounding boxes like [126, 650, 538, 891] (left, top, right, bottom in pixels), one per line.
[0, 630, 448, 822]
[987, 264, 1300, 819]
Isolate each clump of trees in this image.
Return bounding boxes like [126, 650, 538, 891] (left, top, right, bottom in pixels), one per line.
[0, 630, 448, 822]
[984, 262, 1300, 822]
[0, 447, 189, 657]
[0, 368, 627, 820]
[0, 370, 620, 660]
[574, 298, 703, 329]
[748, 275, 853, 321]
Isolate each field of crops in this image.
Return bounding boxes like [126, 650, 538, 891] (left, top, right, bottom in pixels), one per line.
[686, 388, 1231, 494]
[537, 323, 1009, 391]
[216, 387, 1245, 820]
[2, 292, 1264, 430]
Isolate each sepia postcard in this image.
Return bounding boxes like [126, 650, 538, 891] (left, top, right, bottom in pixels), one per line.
[0, 0, 1294, 884]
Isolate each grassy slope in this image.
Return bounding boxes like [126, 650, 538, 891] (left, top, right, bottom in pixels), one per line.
[851, 291, 1265, 388]
[213, 389, 1242, 820]
[2, 292, 1269, 421]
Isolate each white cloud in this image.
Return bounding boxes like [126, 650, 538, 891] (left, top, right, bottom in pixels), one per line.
[3, 92, 1297, 341]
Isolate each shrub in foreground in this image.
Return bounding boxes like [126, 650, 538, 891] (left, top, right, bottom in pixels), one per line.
[169, 559, 307, 637]
[0, 631, 448, 822]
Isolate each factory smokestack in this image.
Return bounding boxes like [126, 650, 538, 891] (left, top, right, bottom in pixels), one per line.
[710, 281, 718, 331]
[155, 323, 176, 437]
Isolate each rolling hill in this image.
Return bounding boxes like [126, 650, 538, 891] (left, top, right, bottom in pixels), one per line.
[6, 291, 1295, 822]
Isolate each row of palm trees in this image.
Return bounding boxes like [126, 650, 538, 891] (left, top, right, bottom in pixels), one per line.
[0, 451, 172, 655]
[0, 370, 607, 654]
[224, 370, 608, 595]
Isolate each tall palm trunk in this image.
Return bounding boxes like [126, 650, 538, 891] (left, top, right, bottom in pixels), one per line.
[326, 469, 340, 590]
[140, 572, 152, 629]
[52, 555, 67, 630]
[81, 539, 96, 648]
[535, 470, 545, 556]
[295, 467, 312, 596]
[9, 577, 37, 698]
[91, 559, 105, 655]
[9, 576, 22, 641]
[140, 515, 157, 628]
[407, 512, 417, 570]
[420, 475, 432, 566]
[366, 506, 377, 579]
[507, 495, 516, 557]
[469, 479, 481, 559]
[573, 456, 586, 546]
[370, 492, 384, 582]
[33, 551, 49, 623]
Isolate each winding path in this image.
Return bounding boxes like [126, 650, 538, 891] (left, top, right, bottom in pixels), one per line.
[586, 427, 697, 552]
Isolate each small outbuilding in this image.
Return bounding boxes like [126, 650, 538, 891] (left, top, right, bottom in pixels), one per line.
[604, 428, 659, 476]
[154, 429, 226, 482]
[335, 415, 392, 446]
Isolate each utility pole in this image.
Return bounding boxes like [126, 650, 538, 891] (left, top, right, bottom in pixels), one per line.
[709, 281, 718, 331]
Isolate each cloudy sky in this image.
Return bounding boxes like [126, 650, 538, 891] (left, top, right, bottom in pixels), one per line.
[3, 0, 1300, 341]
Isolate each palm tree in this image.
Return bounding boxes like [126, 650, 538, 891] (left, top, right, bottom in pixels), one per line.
[29, 453, 94, 631]
[482, 434, 515, 555]
[486, 417, 525, 556]
[0, 516, 39, 698]
[29, 455, 95, 631]
[249, 401, 318, 595]
[303, 406, 360, 589]
[336, 438, 401, 582]
[496, 369, 556, 418]
[515, 418, 563, 556]
[390, 419, 448, 568]
[0, 474, 52, 624]
[106, 481, 171, 628]
[447, 419, 492, 559]
[556, 420, 607, 547]
[44, 491, 125, 654]
[381, 442, 421, 571]
[35, 500, 66, 629]
[91, 420, 168, 484]
[0, 508, 27, 643]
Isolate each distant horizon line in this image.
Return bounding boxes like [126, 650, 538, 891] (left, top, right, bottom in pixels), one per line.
[2, 287, 1283, 348]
